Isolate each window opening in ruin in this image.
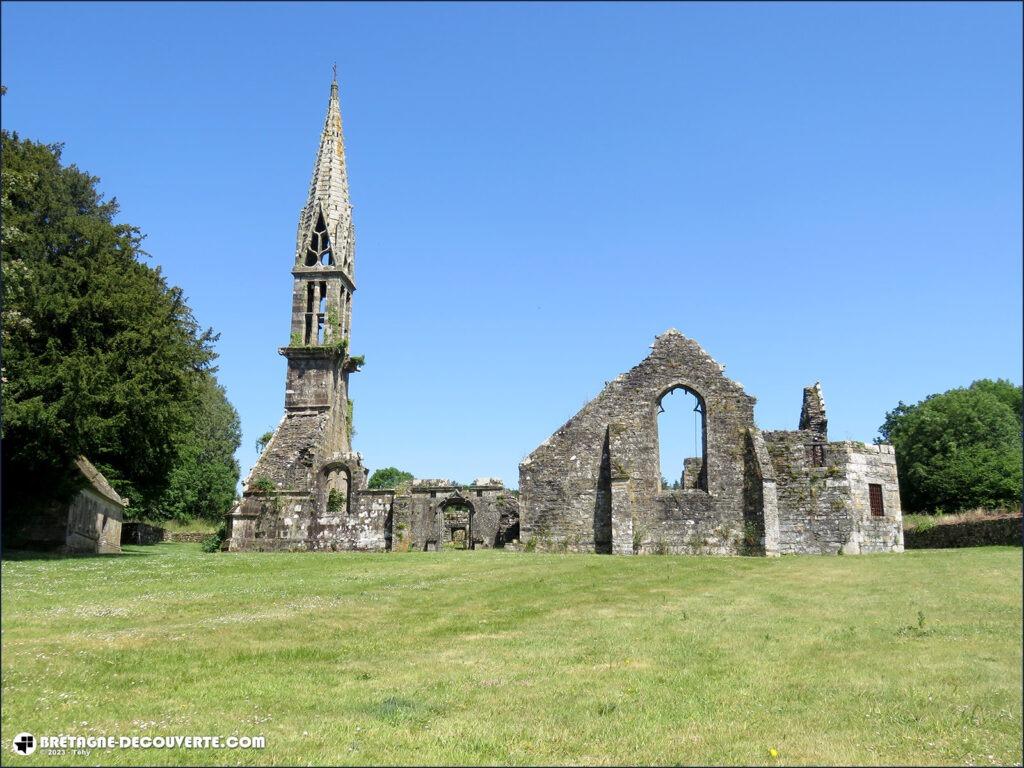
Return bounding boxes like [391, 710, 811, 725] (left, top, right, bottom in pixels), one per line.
[303, 211, 334, 267]
[807, 444, 826, 467]
[315, 282, 327, 345]
[325, 466, 351, 514]
[657, 386, 708, 492]
[304, 282, 316, 344]
[869, 484, 884, 516]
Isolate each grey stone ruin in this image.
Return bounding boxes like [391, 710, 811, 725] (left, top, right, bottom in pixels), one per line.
[228, 77, 902, 556]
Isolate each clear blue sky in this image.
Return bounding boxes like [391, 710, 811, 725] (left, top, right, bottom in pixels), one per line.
[3, 2, 1021, 489]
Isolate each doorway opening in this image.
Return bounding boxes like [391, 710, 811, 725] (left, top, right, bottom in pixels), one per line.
[439, 498, 474, 549]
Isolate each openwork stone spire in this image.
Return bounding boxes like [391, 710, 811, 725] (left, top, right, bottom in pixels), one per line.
[295, 74, 354, 274]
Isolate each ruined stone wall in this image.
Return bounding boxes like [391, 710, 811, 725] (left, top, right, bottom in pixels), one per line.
[230, 477, 518, 553]
[763, 434, 902, 554]
[837, 442, 903, 553]
[318, 489, 389, 551]
[230, 450, 369, 552]
[229, 347, 367, 552]
[389, 484, 517, 552]
[764, 430, 857, 555]
[519, 330, 903, 557]
[519, 330, 760, 554]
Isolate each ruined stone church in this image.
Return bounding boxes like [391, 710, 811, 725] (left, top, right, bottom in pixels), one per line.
[227, 78, 903, 556]
[227, 77, 520, 553]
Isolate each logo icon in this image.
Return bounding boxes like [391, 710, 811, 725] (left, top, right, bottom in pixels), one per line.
[12, 733, 35, 755]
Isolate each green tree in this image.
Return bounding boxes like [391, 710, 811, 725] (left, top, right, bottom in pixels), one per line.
[255, 430, 274, 454]
[367, 467, 414, 490]
[157, 375, 241, 522]
[1, 130, 228, 520]
[879, 379, 1022, 513]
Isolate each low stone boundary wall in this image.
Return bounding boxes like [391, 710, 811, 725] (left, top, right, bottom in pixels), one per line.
[121, 524, 213, 545]
[165, 532, 210, 543]
[121, 522, 165, 545]
[904, 516, 1022, 549]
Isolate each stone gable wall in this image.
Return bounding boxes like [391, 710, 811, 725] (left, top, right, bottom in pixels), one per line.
[519, 330, 760, 554]
[520, 331, 903, 556]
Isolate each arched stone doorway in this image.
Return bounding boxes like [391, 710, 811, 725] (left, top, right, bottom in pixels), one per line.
[321, 463, 352, 515]
[437, 496, 475, 550]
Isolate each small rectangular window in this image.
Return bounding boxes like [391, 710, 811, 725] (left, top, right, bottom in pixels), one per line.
[806, 444, 826, 467]
[869, 484, 884, 516]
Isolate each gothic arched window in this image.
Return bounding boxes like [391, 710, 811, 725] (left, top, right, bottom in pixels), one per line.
[303, 212, 334, 267]
[657, 386, 708, 492]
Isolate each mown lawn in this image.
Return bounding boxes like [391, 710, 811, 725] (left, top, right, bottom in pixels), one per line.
[1, 544, 1021, 766]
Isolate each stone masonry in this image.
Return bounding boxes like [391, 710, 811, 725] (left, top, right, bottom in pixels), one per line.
[9, 457, 125, 554]
[519, 331, 903, 555]
[226, 78, 516, 552]
[228, 77, 901, 557]
[228, 75, 369, 552]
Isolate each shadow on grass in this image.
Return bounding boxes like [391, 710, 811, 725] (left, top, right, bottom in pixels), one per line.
[1, 546, 162, 561]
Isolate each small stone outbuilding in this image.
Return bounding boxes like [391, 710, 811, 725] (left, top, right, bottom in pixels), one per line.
[6, 457, 125, 554]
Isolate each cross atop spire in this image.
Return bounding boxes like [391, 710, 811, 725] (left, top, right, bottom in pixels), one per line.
[295, 75, 353, 274]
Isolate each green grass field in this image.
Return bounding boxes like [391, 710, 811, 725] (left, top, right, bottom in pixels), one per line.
[2, 545, 1021, 766]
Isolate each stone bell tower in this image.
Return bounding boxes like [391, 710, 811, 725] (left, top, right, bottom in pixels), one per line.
[229, 74, 368, 551]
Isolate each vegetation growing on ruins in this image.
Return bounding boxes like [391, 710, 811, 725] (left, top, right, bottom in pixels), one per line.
[879, 379, 1022, 513]
[327, 488, 346, 513]
[0, 130, 239, 523]
[250, 477, 276, 494]
[1, 545, 1020, 766]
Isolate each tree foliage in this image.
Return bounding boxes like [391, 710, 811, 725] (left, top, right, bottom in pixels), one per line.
[879, 379, 1022, 513]
[255, 430, 274, 454]
[1, 130, 239, 521]
[367, 467, 414, 490]
[157, 375, 241, 522]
